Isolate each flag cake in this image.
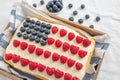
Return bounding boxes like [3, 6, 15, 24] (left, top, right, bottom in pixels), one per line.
[3, 17, 95, 80]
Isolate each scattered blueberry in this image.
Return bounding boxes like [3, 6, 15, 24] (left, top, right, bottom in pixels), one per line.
[46, 24, 52, 29]
[96, 16, 101, 22]
[17, 32, 22, 37]
[33, 3, 37, 8]
[29, 35, 35, 41]
[29, 24, 35, 29]
[42, 34, 48, 40]
[78, 19, 84, 24]
[40, 40, 46, 46]
[81, 4, 85, 9]
[40, 0, 45, 5]
[68, 3, 73, 8]
[32, 30, 37, 35]
[36, 21, 41, 26]
[89, 25, 94, 29]
[45, 29, 50, 34]
[37, 32, 43, 38]
[20, 27, 26, 32]
[31, 19, 35, 24]
[26, 29, 31, 34]
[23, 34, 28, 39]
[41, 22, 46, 28]
[73, 10, 78, 16]
[23, 22, 29, 27]
[26, 18, 31, 23]
[34, 26, 40, 31]
[85, 14, 90, 19]
[69, 17, 74, 21]
[39, 27, 44, 32]
[35, 37, 40, 43]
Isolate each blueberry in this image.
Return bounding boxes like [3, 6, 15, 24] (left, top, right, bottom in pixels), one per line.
[53, 0, 58, 4]
[56, 2, 63, 9]
[42, 34, 48, 40]
[81, 4, 85, 9]
[41, 22, 46, 28]
[78, 19, 83, 24]
[26, 29, 31, 34]
[89, 25, 94, 29]
[39, 27, 44, 32]
[36, 21, 41, 26]
[29, 23, 35, 29]
[29, 35, 35, 41]
[34, 26, 40, 31]
[46, 24, 51, 29]
[32, 30, 37, 35]
[96, 16, 101, 22]
[68, 3, 73, 8]
[40, 40, 46, 46]
[23, 34, 28, 39]
[40, 0, 45, 5]
[48, 8, 53, 12]
[37, 32, 43, 38]
[35, 37, 40, 43]
[20, 27, 26, 32]
[47, 1, 54, 7]
[85, 14, 90, 19]
[73, 10, 78, 16]
[17, 32, 22, 37]
[52, 5, 58, 12]
[31, 19, 35, 24]
[58, 0, 62, 2]
[33, 3, 37, 8]
[69, 17, 74, 21]
[23, 22, 29, 27]
[45, 29, 50, 34]
[26, 18, 31, 22]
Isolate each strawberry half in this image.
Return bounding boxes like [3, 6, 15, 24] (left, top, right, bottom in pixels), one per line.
[64, 73, 72, 80]
[12, 54, 20, 63]
[78, 50, 87, 58]
[20, 58, 29, 67]
[20, 42, 28, 50]
[5, 54, 12, 60]
[60, 55, 68, 64]
[52, 26, 59, 34]
[75, 62, 83, 70]
[68, 32, 75, 40]
[13, 40, 20, 47]
[72, 77, 80, 80]
[54, 69, 64, 78]
[29, 61, 38, 70]
[82, 39, 91, 47]
[52, 53, 60, 61]
[62, 42, 70, 51]
[70, 45, 79, 55]
[46, 67, 55, 76]
[28, 45, 36, 53]
[55, 40, 62, 48]
[44, 50, 51, 58]
[76, 36, 83, 43]
[67, 59, 75, 67]
[60, 29, 67, 37]
[38, 64, 46, 72]
[35, 48, 43, 56]
[47, 37, 55, 45]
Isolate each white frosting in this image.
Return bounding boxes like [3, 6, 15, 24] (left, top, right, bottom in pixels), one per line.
[5, 18, 94, 80]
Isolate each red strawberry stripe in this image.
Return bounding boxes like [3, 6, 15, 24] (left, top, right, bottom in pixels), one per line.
[75, 62, 83, 70]
[55, 39, 62, 48]
[28, 45, 36, 53]
[67, 59, 75, 67]
[35, 48, 44, 56]
[12, 54, 20, 63]
[29, 61, 38, 70]
[83, 39, 91, 47]
[38, 64, 46, 72]
[5, 54, 12, 60]
[54, 69, 64, 78]
[44, 50, 51, 58]
[70, 45, 79, 55]
[78, 50, 87, 58]
[47, 37, 55, 45]
[20, 58, 30, 67]
[62, 42, 70, 51]
[68, 32, 75, 40]
[60, 29, 67, 37]
[20, 42, 28, 50]
[52, 26, 59, 34]
[52, 53, 60, 61]
[46, 67, 55, 76]
[64, 73, 72, 80]
[60, 55, 68, 64]
[13, 40, 20, 47]
[72, 77, 80, 80]
[76, 36, 83, 44]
